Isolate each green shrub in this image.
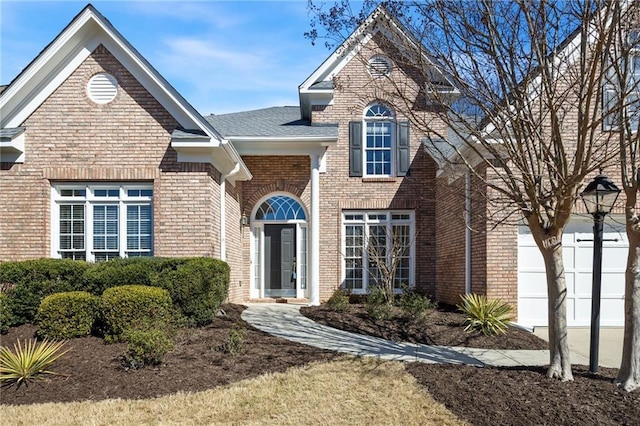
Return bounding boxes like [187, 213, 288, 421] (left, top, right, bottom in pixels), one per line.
[0, 293, 12, 334]
[0, 339, 69, 388]
[157, 258, 229, 326]
[81, 257, 171, 295]
[365, 286, 394, 320]
[0, 259, 90, 325]
[217, 322, 246, 355]
[122, 329, 175, 370]
[327, 288, 351, 311]
[396, 286, 436, 319]
[36, 292, 98, 339]
[99, 285, 174, 342]
[457, 293, 514, 336]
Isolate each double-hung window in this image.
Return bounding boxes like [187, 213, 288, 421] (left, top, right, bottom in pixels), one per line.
[603, 29, 640, 131]
[52, 184, 153, 261]
[349, 103, 410, 177]
[342, 211, 414, 293]
[365, 104, 394, 176]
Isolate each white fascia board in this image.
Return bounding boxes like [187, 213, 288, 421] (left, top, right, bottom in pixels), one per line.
[0, 132, 25, 163]
[300, 32, 372, 92]
[220, 139, 252, 182]
[96, 29, 206, 134]
[232, 137, 337, 156]
[171, 139, 252, 183]
[1, 15, 99, 128]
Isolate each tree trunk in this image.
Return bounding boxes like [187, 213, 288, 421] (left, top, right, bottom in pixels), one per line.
[541, 242, 574, 381]
[617, 229, 640, 391]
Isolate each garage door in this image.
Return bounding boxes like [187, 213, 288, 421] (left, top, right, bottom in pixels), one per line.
[518, 218, 627, 327]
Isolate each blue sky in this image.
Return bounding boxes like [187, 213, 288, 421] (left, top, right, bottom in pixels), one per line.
[0, 1, 337, 115]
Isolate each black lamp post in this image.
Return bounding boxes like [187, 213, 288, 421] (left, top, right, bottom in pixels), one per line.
[580, 174, 620, 373]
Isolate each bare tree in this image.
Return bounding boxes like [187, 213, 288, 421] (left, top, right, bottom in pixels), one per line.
[308, 0, 624, 381]
[604, 1, 640, 392]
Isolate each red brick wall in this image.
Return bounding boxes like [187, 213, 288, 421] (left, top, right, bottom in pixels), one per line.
[0, 45, 223, 260]
[311, 35, 443, 299]
[435, 173, 467, 304]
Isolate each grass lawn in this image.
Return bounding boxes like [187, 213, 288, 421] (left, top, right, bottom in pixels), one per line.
[1, 303, 639, 425]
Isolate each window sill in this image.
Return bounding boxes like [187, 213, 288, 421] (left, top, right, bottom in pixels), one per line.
[361, 177, 398, 183]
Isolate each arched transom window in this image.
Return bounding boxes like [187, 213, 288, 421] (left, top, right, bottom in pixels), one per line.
[255, 195, 306, 221]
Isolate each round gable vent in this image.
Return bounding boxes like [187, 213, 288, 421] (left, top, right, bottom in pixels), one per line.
[87, 73, 118, 104]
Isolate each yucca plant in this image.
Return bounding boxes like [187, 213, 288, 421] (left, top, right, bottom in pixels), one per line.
[457, 293, 514, 336]
[0, 339, 69, 387]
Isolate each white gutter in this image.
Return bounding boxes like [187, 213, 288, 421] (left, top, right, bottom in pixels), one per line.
[226, 136, 338, 143]
[220, 139, 251, 183]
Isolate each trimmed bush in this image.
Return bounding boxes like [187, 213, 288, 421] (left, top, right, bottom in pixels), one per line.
[157, 258, 229, 326]
[397, 286, 436, 319]
[81, 257, 171, 295]
[99, 285, 174, 342]
[0, 293, 12, 334]
[327, 288, 351, 311]
[36, 292, 99, 339]
[365, 285, 394, 320]
[1, 257, 230, 328]
[122, 329, 175, 369]
[0, 259, 90, 325]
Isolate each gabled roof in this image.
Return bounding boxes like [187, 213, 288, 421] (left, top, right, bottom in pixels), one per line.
[0, 4, 250, 181]
[298, 5, 457, 120]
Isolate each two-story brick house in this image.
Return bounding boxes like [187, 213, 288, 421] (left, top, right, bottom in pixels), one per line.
[0, 4, 629, 327]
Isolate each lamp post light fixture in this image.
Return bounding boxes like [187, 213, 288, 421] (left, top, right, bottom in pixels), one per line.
[580, 174, 621, 373]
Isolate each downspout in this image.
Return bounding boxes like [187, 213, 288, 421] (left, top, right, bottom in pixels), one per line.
[220, 162, 241, 262]
[465, 171, 472, 294]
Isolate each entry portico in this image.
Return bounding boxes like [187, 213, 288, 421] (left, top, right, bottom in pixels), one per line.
[207, 107, 337, 304]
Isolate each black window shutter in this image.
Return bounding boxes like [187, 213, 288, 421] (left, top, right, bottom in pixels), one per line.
[349, 121, 363, 177]
[397, 121, 410, 176]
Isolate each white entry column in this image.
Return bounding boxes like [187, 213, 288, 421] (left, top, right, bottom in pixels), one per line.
[309, 153, 321, 305]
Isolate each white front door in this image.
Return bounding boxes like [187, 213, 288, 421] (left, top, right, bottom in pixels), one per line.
[517, 217, 627, 327]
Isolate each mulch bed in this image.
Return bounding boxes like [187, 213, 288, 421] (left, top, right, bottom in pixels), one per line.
[2, 302, 639, 426]
[407, 363, 640, 426]
[300, 304, 548, 350]
[0, 304, 338, 405]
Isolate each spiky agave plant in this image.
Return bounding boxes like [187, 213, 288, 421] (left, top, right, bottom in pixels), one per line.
[0, 339, 69, 387]
[457, 293, 514, 336]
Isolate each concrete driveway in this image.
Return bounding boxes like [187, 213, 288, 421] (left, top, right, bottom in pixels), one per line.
[533, 326, 624, 368]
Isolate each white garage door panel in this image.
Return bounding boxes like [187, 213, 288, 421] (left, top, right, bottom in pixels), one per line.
[518, 219, 626, 327]
[518, 297, 547, 325]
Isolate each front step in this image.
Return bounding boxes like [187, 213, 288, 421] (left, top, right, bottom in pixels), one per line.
[247, 298, 310, 305]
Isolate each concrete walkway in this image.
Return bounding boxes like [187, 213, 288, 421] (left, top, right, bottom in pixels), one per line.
[533, 326, 623, 368]
[242, 303, 555, 367]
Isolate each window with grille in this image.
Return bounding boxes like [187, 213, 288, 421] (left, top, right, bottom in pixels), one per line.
[52, 184, 153, 261]
[342, 211, 414, 293]
[364, 104, 394, 176]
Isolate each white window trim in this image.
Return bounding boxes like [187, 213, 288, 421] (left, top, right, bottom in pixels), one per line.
[249, 193, 309, 300]
[51, 183, 154, 261]
[603, 29, 640, 132]
[341, 210, 415, 294]
[363, 104, 396, 178]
